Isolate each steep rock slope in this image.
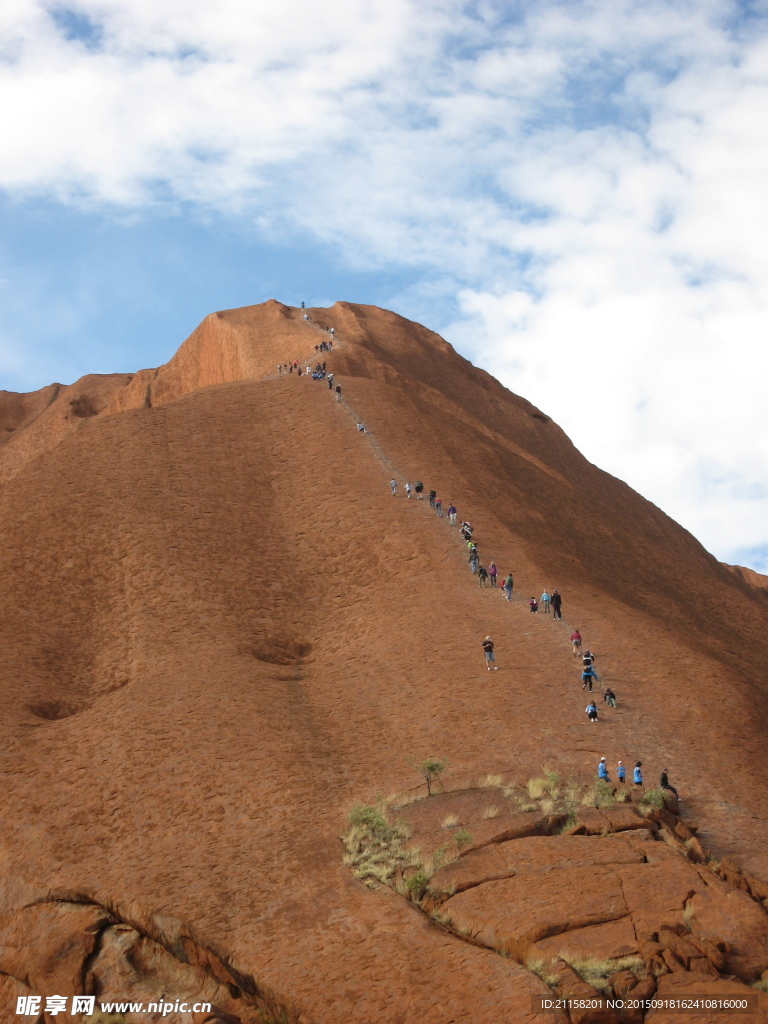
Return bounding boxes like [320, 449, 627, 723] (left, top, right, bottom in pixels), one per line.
[0, 301, 766, 1023]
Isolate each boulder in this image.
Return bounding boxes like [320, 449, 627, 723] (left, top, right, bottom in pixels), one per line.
[0, 902, 111, 997]
[607, 968, 638, 996]
[658, 927, 712, 970]
[546, 958, 621, 1024]
[662, 790, 680, 814]
[688, 886, 768, 971]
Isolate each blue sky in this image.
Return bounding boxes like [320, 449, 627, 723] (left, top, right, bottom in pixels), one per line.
[1, 0, 767, 572]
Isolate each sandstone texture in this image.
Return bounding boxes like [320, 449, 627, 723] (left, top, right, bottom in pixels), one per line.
[0, 300, 767, 1022]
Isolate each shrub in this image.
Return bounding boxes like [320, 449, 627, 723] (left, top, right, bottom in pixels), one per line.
[405, 871, 430, 898]
[411, 756, 449, 796]
[454, 828, 473, 849]
[640, 788, 666, 810]
[441, 813, 459, 829]
[343, 803, 415, 887]
[582, 778, 615, 809]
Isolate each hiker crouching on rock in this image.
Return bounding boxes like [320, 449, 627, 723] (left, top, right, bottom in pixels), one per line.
[660, 769, 678, 797]
[585, 701, 598, 722]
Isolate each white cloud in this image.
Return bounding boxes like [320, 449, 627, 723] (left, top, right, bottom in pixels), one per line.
[1, 0, 767, 567]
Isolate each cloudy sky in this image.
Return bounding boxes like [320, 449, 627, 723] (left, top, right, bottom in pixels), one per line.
[1, 0, 767, 570]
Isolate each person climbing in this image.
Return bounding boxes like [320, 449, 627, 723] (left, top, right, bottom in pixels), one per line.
[435, 497, 442, 517]
[330, 327, 335, 338]
[447, 503, 457, 525]
[466, 539, 477, 553]
[598, 757, 610, 780]
[278, 364, 282, 375]
[660, 770, 678, 797]
[297, 366, 302, 376]
[390, 478, 397, 496]
[604, 687, 617, 708]
[428, 489, 437, 508]
[405, 482, 412, 499]
[617, 761, 626, 784]
[633, 762, 643, 787]
[482, 636, 498, 671]
[335, 384, 341, 402]
[551, 589, 562, 620]
[488, 562, 497, 587]
[582, 649, 595, 667]
[477, 564, 488, 587]
[503, 572, 513, 601]
[303, 314, 310, 321]
[540, 590, 550, 614]
[582, 664, 599, 691]
[586, 701, 599, 722]
[328, 376, 333, 390]
[571, 630, 582, 656]
[415, 481, 424, 500]
[529, 596, 539, 613]
[469, 550, 479, 574]
[357, 421, 365, 431]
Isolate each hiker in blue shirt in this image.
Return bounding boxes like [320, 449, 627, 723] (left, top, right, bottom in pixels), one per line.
[582, 665, 599, 691]
[617, 761, 626, 783]
[633, 762, 643, 787]
[540, 590, 550, 613]
[597, 757, 610, 780]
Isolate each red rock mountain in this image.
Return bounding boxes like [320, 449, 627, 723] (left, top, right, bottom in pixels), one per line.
[1, 301, 767, 1023]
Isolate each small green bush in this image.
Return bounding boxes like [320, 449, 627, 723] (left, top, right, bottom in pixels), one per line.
[641, 788, 666, 810]
[454, 828, 473, 849]
[405, 871, 430, 898]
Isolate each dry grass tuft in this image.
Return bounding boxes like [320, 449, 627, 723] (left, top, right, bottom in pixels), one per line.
[441, 813, 459, 829]
[539, 797, 555, 815]
[387, 789, 423, 809]
[682, 900, 694, 927]
[561, 952, 644, 991]
[526, 777, 547, 799]
[482, 806, 500, 819]
[525, 955, 560, 989]
[479, 773, 504, 788]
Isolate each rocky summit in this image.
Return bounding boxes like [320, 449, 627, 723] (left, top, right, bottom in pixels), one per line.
[1, 300, 767, 1023]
